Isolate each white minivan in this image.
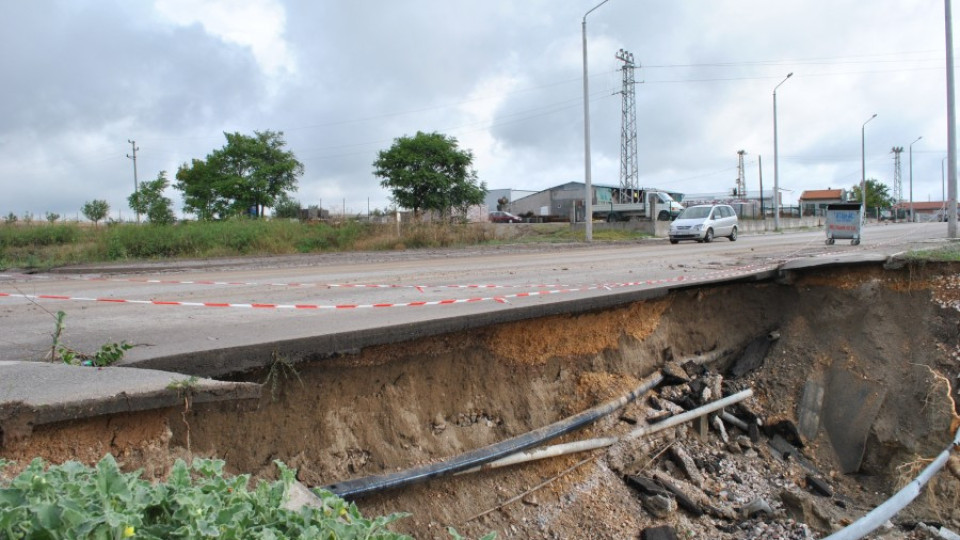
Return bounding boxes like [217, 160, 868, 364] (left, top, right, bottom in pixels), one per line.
[669, 204, 739, 244]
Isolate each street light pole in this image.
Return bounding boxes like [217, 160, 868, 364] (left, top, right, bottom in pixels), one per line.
[772, 73, 792, 231]
[946, 0, 958, 237]
[860, 114, 877, 224]
[909, 136, 922, 222]
[582, 0, 612, 242]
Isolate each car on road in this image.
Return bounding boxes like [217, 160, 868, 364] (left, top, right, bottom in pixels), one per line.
[489, 211, 523, 223]
[669, 204, 739, 244]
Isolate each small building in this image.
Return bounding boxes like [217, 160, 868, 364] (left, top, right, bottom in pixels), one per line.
[893, 201, 953, 222]
[799, 189, 848, 216]
[509, 181, 588, 222]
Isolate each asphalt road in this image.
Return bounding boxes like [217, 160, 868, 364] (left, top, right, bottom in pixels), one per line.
[0, 221, 952, 373]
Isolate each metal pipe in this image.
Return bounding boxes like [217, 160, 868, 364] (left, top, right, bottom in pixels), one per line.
[456, 437, 619, 475]
[625, 389, 754, 440]
[720, 410, 750, 432]
[824, 426, 960, 540]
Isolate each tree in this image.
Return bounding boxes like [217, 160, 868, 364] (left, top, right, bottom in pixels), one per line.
[373, 131, 486, 220]
[129, 171, 176, 225]
[175, 157, 228, 220]
[45, 212, 60, 223]
[272, 193, 301, 219]
[850, 179, 895, 213]
[82, 200, 109, 226]
[174, 130, 304, 220]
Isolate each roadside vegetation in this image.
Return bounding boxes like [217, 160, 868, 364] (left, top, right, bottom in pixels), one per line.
[903, 243, 960, 262]
[0, 219, 651, 271]
[0, 455, 494, 539]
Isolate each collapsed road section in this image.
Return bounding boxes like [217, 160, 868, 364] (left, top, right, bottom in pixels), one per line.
[1, 259, 959, 539]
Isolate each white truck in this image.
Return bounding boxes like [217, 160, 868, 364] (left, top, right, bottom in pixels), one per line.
[591, 186, 684, 222]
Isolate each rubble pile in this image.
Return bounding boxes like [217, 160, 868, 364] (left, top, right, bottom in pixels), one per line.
[607, 353, 959, 540]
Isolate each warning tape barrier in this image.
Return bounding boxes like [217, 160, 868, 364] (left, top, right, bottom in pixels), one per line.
[0, 263, 778, 311]
[54, 276, 583, 291]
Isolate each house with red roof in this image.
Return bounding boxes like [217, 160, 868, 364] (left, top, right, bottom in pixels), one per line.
[798, 189, 849, 216]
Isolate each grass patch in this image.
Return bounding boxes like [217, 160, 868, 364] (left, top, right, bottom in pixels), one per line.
[0, 219, 654, 270]
[902, 243, 960, 262]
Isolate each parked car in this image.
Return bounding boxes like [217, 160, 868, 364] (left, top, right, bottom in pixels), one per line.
[489, 211, 522, 223]
[669, 204, 739, 244]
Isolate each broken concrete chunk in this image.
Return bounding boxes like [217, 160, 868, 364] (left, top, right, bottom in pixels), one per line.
[780, 489, 840, 534]
[281, 480, 325, 512]
[641, 493, 677, 518]
[712, 414, 729, 443]
[806, 474, 833, 497]
[651, 395, 685, 415]
[653, 474, 704, 517]
[659, 384, 691, 404]
[625, 475, 670, 498]
[668, 444, 704, 487]
[798, 378, 825, 443]
[741, 497, 775, 519]
[661, 362, 690, 385]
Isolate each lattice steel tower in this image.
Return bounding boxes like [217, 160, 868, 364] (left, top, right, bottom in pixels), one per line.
[891, 146, 904, 204]
[616, 49, 639, 193]
[736, 150, 747, 198]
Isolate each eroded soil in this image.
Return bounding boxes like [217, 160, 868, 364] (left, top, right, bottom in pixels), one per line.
[3, 262, 960, 539]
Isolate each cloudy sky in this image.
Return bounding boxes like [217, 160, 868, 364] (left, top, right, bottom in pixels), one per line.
[1, 1, 955, 220]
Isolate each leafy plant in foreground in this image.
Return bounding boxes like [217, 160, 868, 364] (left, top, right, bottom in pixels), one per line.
[0, 456, 413, 539]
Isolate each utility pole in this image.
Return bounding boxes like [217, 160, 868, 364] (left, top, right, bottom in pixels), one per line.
[758, 155, 765, 219]
[616, 48, 639, 195]
[946, 0, 958, 237]
[891, 146, 903, 221]
[126, 140, 140, 224]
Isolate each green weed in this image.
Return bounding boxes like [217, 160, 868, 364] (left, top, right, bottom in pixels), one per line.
[0, 455, 413, 539]
[263, 352, 304, 402]
[49, 310, 132, 367]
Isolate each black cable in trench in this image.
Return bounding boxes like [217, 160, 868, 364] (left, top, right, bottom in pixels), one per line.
[321, 372, 664, 499]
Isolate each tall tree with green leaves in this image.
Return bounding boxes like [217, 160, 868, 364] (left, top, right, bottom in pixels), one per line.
[129, 171, 176, 225]
[174, 130, 304, 219]
[81, 199, 109, 226]
[373, 131, 486, 220]
[851, 178, 895, 213]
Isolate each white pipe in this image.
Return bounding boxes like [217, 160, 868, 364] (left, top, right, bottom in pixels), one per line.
[720, 411, 750, 432]
[625, 389, 754, 440]
[456, 437, 619, 475]
[824, 426, 960, 540]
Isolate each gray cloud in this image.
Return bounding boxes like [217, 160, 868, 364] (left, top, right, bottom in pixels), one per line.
[0, 0, 955, 220]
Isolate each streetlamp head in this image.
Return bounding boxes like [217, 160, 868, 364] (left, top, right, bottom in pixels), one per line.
[871, 113, 877, 119]
[786, 72, 793, 78]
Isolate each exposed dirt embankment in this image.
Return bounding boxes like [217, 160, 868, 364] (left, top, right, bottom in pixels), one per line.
[2, 262, 959, 539]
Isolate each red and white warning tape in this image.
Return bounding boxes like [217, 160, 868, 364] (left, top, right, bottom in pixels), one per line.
[0, 262, 778, 311]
